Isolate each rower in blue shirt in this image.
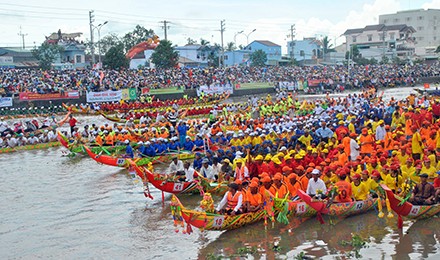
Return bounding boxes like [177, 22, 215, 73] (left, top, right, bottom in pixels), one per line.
[169, 137, 180, 151]
[183, 136, 195, 151]
[142, 141, 156, 157]
[124, 140, 134, 158]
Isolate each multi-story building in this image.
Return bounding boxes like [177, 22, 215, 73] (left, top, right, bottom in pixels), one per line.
[45, 30, 87, 69]
[343, 24, 416, 60]
[245, 40, 282, 65]
[223, 50, 252, 67]
[379, 9, 440, 57]
[287, 37, 322, 65]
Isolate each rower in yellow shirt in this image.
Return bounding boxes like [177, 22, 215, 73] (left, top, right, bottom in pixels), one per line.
[351, 174, 369, 201]
[383, 165, 403, 192]
[400, 158, 416, 181]
[298, 131, 312, 147]
[421, 157, 437, 182]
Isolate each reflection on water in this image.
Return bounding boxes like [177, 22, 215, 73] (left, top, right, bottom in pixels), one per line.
[1, 148, 439, 259]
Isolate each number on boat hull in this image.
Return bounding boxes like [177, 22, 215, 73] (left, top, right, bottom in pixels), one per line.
[296, 202, 306, 214]
[212, 216, 225, 227]
[408, 206, 421, 216]
[173, 183, 184, 192]
[355, 201, 364, 210]
[116, 158, 125, 165]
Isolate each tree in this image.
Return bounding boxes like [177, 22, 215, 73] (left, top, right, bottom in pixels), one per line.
[103, 43, 129, 69]
[31, 43, 64, 70]
[238, 44, 245, 50]
[380, 55, 389, 64]
[98, 33, 122, 55]
[186, 37, 197, 45]
[250, 50, 267, 66]
[226, 42, 236, 51]
[200, 38, 210, 46]
[122, 25, 154, 52]
[322, 36, 335, 54]
[345, 45, 361, 60]
[151, 40, 179, 69]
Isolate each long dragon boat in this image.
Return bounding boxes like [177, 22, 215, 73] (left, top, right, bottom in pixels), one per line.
[84, 145, 194, 168]
[170, 195, 270, 231]
[57, 132, 125, 155]
[381, 184, 440, 220]
[297, 190, 377, 223]
[130, 162, 228, 195]
[0, 141, 61, 154]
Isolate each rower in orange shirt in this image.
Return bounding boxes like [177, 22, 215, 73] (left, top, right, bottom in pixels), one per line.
[359, 128, 375, 156]
[286, 173, 302, 199]
[270, 173, 288, 199]
[333, 170, 353, 203]
[244, 181, 263, 213]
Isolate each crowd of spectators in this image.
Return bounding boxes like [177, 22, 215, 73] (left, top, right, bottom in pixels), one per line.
[1, 63, 439, 97]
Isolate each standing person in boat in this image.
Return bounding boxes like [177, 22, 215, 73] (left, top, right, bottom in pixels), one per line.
[333, 170, 353, 202]
[306, 169, 327, 199]
[68, 114, 78, 135]
[216, 183, 243, 215]
[409, 173, 436, 205]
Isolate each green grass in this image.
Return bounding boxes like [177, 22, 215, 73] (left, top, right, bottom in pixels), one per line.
[148, 87, 184, 94]
[239, 82, 273, 89]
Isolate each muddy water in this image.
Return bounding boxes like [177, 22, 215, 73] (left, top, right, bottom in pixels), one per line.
[1, 86, 439, 259]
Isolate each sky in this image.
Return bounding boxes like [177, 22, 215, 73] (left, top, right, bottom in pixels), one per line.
[1, 0, 440, 54]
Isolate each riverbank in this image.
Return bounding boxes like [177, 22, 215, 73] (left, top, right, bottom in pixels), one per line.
[7, 76, 440, 109]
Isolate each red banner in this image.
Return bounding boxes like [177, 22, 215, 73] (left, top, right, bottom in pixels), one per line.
[19, 91, 80, 101]
[141, 88, 150, 95]
[307, 79, 323, 87]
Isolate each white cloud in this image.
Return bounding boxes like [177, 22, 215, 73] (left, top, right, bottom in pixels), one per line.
[422, 0, 440, 8]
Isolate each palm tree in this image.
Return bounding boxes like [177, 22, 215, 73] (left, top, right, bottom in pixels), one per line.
[200, 38, 210, 46]
[322, 36, 335, 54]
[226, 42, 236, 51]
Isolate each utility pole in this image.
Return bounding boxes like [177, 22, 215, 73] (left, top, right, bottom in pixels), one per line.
[287, 24, 295, 65]
[160, 20, 170, 41]
[382, 28, 387, 62]
[18, 26, 28, 49]
[89, 10, 95, 66]
[220, 20, 225, 67]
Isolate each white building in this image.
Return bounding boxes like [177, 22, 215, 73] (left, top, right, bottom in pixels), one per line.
[379, 9, 440, 58]
[343, 24, 416, 60]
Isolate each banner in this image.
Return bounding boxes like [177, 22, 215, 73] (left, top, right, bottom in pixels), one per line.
[0, 97, 13, 107]
[197, 83, 233, 97]
[121, 88, 137, 101]
[141, 87, 150, 95]
[278, 81, 298, 91]
[86, 90, 122, 103]
[19, 91, 79, 101]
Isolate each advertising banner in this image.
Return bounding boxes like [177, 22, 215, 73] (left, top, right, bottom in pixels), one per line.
[86, 90, 122, 103]
[19, 92, 79, 101]
[121, 88, 137, 101]
[197, 84, 233, 97]
[0, 97, 13, 107]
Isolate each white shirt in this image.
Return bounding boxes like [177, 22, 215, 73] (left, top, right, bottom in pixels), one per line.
[168, 160, 184, 174]
[184, 167, 196, 182]
[350, 138, 360, 161]
[306, 177, 327, 196]
[216, 191, 243, 212]
[200, 165, 215, 180]
[375, 126, 386, 141]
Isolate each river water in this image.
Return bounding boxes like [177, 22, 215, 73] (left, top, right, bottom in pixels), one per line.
[1, 86, 440, 259]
